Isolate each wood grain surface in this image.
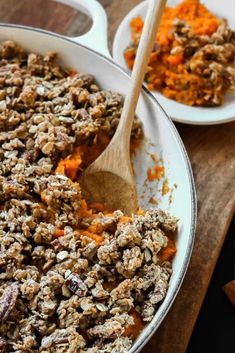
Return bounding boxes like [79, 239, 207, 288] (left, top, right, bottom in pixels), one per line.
[0, 1, 234, 352]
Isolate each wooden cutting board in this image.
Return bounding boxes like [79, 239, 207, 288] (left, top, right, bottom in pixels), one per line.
[0, 1, 234, 352]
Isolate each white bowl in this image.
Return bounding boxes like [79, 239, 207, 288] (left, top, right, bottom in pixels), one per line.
[0, 0, 196, 351]
[113, 0, 235, 125]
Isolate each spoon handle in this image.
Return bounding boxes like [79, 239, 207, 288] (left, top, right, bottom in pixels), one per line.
[115, 0, 167, 145]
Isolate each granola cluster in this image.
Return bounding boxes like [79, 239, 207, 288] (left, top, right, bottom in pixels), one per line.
[171, 19, 235, 106]
[0, 40, 177, 352]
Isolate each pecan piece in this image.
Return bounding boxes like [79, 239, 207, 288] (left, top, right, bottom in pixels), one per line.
[0, 337, 6, 353]
[65, 273, 87, 297]
[51, 238, 63, 252]
[41, 330, 69, 349]
[0, 284, 19, 321]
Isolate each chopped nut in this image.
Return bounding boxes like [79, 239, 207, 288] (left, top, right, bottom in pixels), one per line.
[0, 337, 6, 353]
[65, 273, 87, 297]
[42, 141, 54, 155]
[0, 284, 19, 321]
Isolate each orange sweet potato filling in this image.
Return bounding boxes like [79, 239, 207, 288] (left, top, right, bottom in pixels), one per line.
[54, 227, 64, 238]
[55, 155, 82, 181]
[125, 0, 218, 68]
[124, 309, 144, 339]
[158, 237, 177, 262]
[55, 132, 110, 181]
[147, 165, 164, 181]
[124, 0, 222, 106]
[77, 230, 104, 246]
[118, 215, 132, 224]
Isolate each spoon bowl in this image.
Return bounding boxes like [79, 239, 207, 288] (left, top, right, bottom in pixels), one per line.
[81, 170, 138, 214]
[80, 0, 167, 213]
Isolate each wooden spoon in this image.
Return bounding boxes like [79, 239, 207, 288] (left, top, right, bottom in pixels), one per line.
[80, 0, 166, 215]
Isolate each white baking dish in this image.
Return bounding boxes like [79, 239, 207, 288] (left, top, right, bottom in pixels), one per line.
[0, 0, 196, 352]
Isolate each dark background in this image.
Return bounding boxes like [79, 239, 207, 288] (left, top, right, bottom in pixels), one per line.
[186, 218, 235, 353]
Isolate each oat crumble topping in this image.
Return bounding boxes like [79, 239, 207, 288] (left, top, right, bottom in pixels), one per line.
[0, 40, 177, 352]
